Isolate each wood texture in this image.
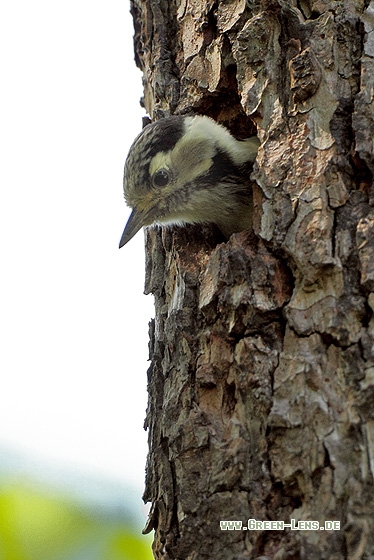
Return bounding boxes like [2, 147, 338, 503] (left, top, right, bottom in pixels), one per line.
[129, 0, 374, 558]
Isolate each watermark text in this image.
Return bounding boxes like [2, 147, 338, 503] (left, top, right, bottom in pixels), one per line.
[220, 519, 340, 531]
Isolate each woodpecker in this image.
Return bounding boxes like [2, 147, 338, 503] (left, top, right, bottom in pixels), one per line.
[119, 115, 259, 248]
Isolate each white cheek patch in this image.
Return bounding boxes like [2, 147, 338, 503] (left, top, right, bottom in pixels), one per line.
[178, 156, 213, 185]
[171, 136, 215, 185]
[149, 136, 214, 189]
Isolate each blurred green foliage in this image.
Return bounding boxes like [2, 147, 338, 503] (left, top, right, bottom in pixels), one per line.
[0, 481, 153, 560]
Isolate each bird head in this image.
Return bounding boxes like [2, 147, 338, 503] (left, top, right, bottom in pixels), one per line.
[119, 115, 259, 247]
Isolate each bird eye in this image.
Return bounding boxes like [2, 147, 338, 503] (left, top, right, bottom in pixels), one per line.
[152, 168, 170, 188]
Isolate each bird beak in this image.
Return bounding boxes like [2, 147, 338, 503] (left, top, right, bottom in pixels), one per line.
[119, 208, 148, 248]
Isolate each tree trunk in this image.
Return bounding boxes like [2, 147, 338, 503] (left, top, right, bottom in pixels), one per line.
[130, 0, 374, 558]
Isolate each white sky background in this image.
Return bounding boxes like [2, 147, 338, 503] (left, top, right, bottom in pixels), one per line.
[0, 1, 154, 496]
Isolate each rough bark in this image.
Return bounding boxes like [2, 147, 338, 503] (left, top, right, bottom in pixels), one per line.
[129, 0, 374, 558]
